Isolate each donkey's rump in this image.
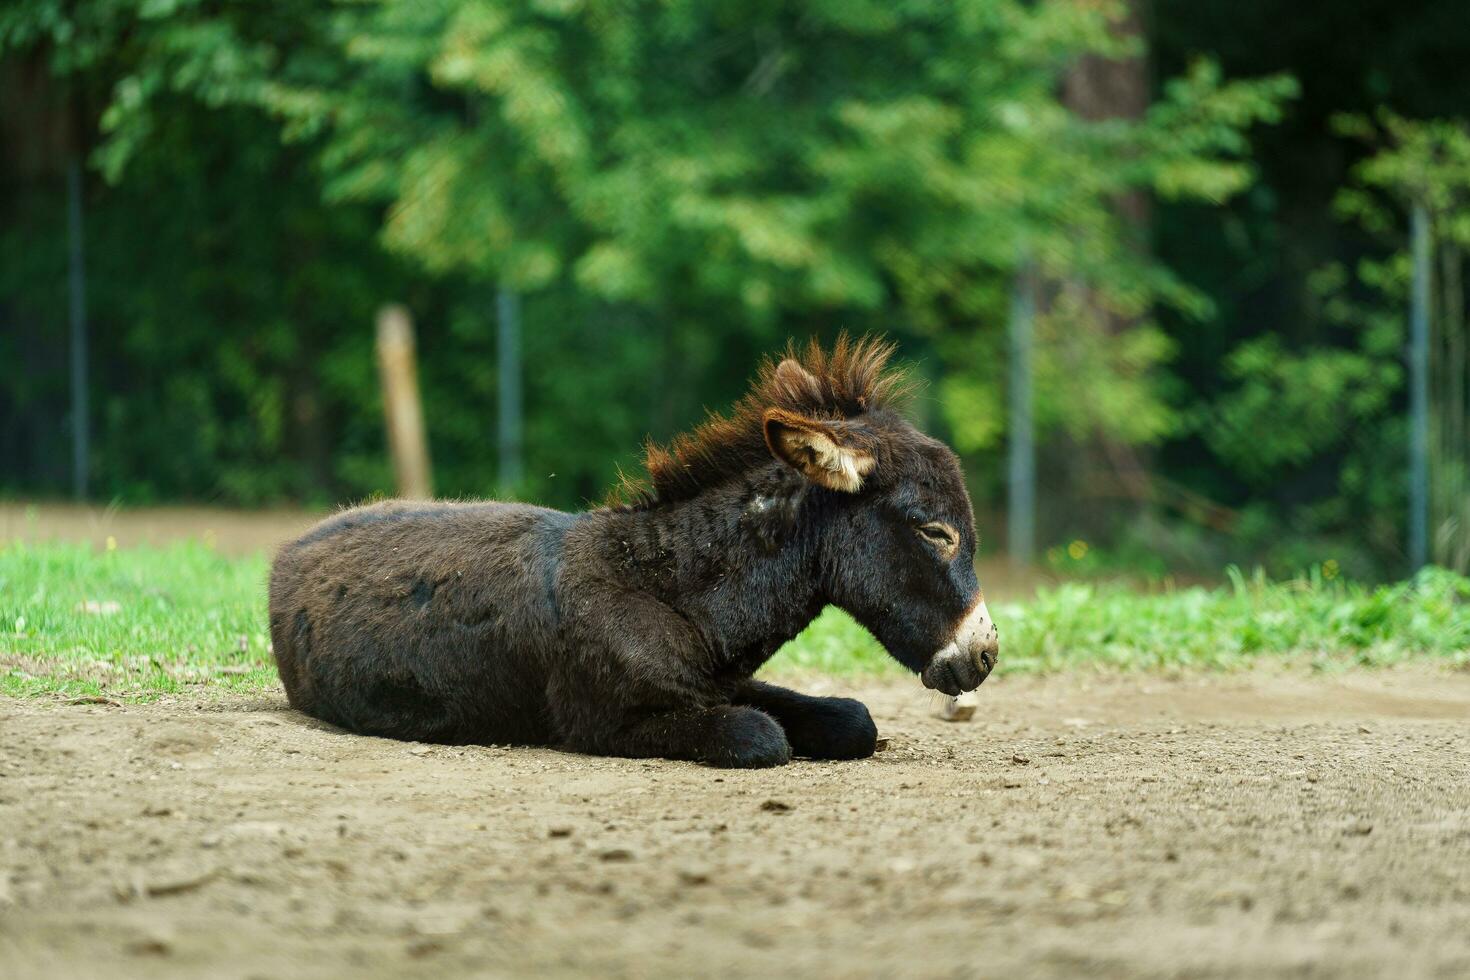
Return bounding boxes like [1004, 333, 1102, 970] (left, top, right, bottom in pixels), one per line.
[268, 500, 571, 744]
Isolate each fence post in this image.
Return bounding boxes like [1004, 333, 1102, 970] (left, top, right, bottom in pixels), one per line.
[496, 288, 524, 492]
[375, 305, 433, 500]
[1008, 261, 1036, 570]
[67, 157, 89, 500]
[1408, 204, 1431, 572]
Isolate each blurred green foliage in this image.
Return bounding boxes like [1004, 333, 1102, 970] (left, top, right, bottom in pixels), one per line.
[1186, 112, 1470, 576]
[1145, 0, 1470, 578]
[2, 1, 1467, 578]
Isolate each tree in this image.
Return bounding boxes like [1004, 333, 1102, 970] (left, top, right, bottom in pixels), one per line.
[4, 1, 1294, 525]
[216, 0, 1290, 489]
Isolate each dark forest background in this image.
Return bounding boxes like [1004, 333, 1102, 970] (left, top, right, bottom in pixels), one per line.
[3, 1, 1468, 579]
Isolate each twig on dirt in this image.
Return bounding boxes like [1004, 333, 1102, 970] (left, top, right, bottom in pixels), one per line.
[145, 867, 220, 897]
[64, 695, 122, 707]
[116, 867, 220, 902]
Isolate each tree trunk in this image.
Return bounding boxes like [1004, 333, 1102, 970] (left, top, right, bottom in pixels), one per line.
[1058, 0, 1154, 511]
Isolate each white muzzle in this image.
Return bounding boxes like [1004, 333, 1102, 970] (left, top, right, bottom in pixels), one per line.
[920, 596, 998, 696]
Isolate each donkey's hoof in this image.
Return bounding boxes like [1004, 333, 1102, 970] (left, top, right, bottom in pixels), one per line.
[708, 708, 791, 769]
[815, 698, 878, 759]
[788, 697, 878, 760]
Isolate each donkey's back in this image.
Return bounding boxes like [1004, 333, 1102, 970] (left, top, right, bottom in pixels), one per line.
[269, 499, 573, 744]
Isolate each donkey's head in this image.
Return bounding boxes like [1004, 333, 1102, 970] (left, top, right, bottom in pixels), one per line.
[761, 358, 996, 696]
[631, 335, 997, 695]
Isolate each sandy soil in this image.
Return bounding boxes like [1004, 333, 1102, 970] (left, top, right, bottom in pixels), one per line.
[3, 670, 1469, 979]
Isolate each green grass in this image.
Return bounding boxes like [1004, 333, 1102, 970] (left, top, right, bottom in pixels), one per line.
[1, 541, 275, 699]
[3, 541, 1468, 699]
[770, 565, 1470, 676]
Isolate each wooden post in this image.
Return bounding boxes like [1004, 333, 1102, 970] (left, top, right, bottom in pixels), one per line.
[375, 305, 433, 500]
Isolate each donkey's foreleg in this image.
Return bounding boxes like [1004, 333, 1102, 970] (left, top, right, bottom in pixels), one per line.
[593, 705, 792, 769]
[730, 680, 878, 760]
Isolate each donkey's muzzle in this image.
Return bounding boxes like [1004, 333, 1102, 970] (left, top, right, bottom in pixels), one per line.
[920, 597, 998, 697]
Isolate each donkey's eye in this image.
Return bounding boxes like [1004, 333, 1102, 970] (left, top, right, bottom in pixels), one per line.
[916, 522, 958, 552]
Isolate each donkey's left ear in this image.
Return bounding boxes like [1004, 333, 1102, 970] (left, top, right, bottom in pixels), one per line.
[763, 408, 876, 492]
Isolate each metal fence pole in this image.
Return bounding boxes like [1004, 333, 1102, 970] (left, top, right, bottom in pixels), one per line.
[66, 157, 89, 500]
[496, 288, 524, 492]
[1008, 263, 1036, 569]
[1409, 203, 1431, 572]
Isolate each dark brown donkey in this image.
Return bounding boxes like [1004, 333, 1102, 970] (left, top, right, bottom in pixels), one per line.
[269, 337, 998, 767]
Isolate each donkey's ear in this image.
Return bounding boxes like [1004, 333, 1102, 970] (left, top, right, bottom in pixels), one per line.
[762, 408, 875, 493]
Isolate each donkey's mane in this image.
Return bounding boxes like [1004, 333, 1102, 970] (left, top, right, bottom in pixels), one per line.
[614, 334, 910, 507]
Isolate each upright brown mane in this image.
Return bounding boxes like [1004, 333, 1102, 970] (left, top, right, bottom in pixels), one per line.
[614, 334, 911, 507]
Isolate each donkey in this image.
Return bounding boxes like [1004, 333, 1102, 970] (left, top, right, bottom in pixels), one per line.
[269, 337, 998, 768]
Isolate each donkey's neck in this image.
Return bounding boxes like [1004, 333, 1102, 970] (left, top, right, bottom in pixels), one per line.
[613, 464, 828, 674]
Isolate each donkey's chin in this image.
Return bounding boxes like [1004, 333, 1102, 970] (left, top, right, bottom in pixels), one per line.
[920, 643, 995, 697]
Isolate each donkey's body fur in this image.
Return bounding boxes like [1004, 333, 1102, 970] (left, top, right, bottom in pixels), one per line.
[270, 338, 996, 767]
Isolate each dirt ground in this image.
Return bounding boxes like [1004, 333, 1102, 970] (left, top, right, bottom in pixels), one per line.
[3, 670, 1469, 979]
[0, 502, 323, 559]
